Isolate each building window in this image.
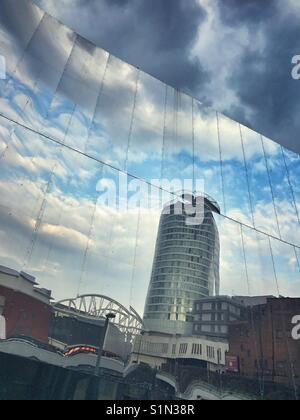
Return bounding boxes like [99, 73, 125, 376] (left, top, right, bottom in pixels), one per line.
[201, 325, 212, 333]
[192, 344, 202, 356]
[206, 346, 215, 360]
[220, 326, 228, 334]
[179, 344, 188, 355]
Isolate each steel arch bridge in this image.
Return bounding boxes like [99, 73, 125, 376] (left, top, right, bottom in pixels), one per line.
[52, 295, 143, 342]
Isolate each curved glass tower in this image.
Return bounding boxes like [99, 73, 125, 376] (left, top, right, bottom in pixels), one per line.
[143, 193, 220, 335]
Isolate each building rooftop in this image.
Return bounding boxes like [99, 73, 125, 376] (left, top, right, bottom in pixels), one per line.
[164, 192, 221, 216]
[0, 265, 53, 304]
[0, 265, 38, 285]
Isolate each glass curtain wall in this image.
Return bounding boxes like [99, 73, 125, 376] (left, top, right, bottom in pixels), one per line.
[0, 0, 299, 401]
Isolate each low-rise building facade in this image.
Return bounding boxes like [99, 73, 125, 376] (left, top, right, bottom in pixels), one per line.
[193, 296, 245, 338]
[227, 297, 300, 388]
[131, 332, 228, 371]
[0, 265, 52, 343]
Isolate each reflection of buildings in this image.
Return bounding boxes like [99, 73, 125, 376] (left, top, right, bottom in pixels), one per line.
[0, 342, 174, 400]
[132, 296, 246, 373]
[135, 194, 227, 375]
[50, 314, 130, 362]
[131, 332, 228, 372]
[227, 297, 300, 388]
[193, 296, 245, 339]
[0, 265, 174, 400]
[0, 265, 52, 343]
[1, 0, 298, 401]
[132, 294, 300, 399]
[0, 267, 142, 366]
[143, 193, 220, 335]
[49, 295, 142, 364]
[0, 264, 299, 399]
[0, 266, 150, 399]
[192, 296, 275, 340]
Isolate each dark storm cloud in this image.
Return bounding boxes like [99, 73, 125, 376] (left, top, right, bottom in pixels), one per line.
[219, 0, 277, 24]
[111, 0, 210, 92]
[0, 0, 75, 77]
[0, 0, 43, 49]
[218, 0, 300, 153]
[38, 0, 210, 93]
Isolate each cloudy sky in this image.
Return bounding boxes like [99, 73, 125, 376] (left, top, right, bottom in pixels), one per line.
[0, 0, 299, 316]
[33, 0, 300, 155]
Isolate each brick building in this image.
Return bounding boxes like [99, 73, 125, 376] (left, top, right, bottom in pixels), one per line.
[0, 265, 52, 343]
[227, 297, 300, 389]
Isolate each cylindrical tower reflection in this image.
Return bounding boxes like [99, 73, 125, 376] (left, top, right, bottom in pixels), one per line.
[143, 193, 220, 335]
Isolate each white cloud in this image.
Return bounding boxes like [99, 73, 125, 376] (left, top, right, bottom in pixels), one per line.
[193, 0, 257, 116]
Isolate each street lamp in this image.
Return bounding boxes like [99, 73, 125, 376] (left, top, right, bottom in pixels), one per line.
[94, 312, 116, 377]
[88, 313, 116, 400]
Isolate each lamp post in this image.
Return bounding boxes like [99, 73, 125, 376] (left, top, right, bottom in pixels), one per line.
[88, 313, 116, 400]
[94, 312, 116, 377]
